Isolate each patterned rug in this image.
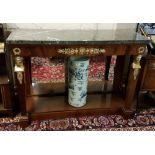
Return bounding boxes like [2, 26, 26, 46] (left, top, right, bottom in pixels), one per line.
[0, 108, 155, 131]
[31, 56, 116, 83]
[0, 57, 155, 131]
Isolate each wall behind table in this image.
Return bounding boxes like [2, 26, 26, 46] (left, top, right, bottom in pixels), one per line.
[6, 23, 137, 31]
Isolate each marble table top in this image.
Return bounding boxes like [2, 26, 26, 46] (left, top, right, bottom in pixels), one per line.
[6, 29, 150, 45]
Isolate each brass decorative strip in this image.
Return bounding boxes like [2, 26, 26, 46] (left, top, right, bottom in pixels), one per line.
[58, 47, 106, 55]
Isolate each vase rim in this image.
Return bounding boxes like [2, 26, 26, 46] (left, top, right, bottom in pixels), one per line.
[69, 56, 89, 62]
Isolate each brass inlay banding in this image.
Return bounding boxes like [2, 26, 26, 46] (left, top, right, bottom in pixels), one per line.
[58, 48, 106, 55]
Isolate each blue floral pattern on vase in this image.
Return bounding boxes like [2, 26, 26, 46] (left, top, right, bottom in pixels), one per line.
[68, 56, 89, 107]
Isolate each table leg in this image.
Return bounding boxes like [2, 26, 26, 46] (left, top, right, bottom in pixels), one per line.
[17, 83, 26, 115]
[65, 57, 68, 95]
[24, 57, 32, 96]
[113, 56, 125, 92]
[14, 57, 27, 115]
[124, 55, 142, 112]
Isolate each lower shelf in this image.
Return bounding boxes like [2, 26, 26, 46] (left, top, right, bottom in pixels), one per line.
[26, 93, 124, 120]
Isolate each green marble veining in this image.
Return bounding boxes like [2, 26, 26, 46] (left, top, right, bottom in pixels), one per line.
[6, 29, 150, 45]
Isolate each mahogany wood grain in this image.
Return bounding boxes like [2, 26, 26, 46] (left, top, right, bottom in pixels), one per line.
[0, 83, 13, 117]
[126, 44, 146, 55]
[113, 56, 125, 93]
[0, 84, 12, 109]
[124, 56, 140, 110]
[17, 84, 27, 115]
[9, 44, 145, 57]
[24, 57, 32, 95]
[26, 94, 124, 121]
[15, 70, 27, 115]
[8, 43, 148, 121]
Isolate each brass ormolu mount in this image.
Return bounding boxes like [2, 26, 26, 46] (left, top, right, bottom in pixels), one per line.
[58, 47, 106, 55]
[13, 48, 24, 84]
[132, 55, 142, 80]
[14, 57, 24, 84]
[132, 46, 146, 80]
[0, 42, 4, 53]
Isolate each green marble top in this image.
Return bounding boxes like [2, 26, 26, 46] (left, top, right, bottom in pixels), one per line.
[6, 29, 150, 45]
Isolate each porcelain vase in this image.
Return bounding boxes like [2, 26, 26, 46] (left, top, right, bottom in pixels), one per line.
[68, 56, 89, 107]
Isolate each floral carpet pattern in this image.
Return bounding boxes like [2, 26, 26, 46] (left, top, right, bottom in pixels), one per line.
[31, 56, 116, 83]
[25, 108, 155, 131]
[0, 108, 155, 131]
[0, 57, 155, 131]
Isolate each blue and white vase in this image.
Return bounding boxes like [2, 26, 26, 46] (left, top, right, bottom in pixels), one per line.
[68, 56, 89, 107]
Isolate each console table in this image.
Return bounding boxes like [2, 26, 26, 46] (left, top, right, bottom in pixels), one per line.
[6, 29, 150, 122]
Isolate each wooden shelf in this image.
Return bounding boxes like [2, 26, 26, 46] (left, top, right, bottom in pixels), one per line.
[26, 81, 121, 120]
[26, 93, 124, 120]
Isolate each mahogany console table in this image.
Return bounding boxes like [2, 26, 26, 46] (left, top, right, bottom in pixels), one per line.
[6, 29, 150, 122]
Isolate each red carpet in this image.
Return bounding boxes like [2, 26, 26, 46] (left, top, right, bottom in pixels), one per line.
[31, 56, 116, 83]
